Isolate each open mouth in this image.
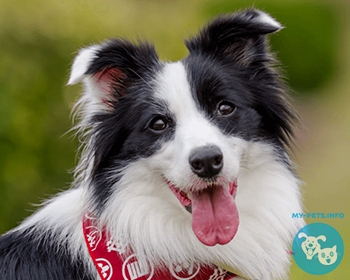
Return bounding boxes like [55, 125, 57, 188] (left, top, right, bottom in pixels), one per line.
[167, 180, 239, 246]
[306, 247, 316, 256]
[168, 181, 237, 212]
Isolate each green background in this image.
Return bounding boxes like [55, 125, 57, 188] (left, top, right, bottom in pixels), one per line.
[0, 0, 349, 278]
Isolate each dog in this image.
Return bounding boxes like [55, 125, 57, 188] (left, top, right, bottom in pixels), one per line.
[298, 232, 326, 260]
[0, 9, 304, 280]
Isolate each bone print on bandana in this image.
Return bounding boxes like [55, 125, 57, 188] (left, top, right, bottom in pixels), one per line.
[82, 214, 237, 280]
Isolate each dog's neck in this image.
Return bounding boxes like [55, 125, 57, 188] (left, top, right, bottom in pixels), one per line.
[82, 214, 239, 279]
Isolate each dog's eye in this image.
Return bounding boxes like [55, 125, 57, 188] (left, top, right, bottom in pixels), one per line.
[218, 101, 236, 116]
[149, 117, 167, 131]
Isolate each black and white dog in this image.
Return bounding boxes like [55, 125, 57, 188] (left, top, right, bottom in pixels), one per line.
[0, 9, 304, 280]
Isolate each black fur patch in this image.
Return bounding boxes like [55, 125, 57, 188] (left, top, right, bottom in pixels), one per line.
[184, 9, 297, 149]
[0, 228, 94, 280]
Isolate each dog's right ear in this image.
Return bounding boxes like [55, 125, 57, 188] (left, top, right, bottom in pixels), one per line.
[185, 9, 282, 68]
[68, 39, 159, 111]
[298, 232, 308, 239]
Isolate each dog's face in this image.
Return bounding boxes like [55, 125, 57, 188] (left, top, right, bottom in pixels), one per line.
[304, 237, 321, 250]
[69, 10, 296, 247]
[150, 61, 244, 246]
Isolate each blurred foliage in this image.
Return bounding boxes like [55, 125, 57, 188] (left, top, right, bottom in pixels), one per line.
[0, 0, 349, 278]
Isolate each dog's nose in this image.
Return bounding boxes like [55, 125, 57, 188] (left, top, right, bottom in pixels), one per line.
[189, 145, 223, 178]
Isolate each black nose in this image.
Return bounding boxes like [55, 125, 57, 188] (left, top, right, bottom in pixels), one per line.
[189, 145, 223, 178]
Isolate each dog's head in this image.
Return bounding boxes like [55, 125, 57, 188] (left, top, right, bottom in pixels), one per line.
[298, 232, 326, 250]
[69, 9, 296, 247]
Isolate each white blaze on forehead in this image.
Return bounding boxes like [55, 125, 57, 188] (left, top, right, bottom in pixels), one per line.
[154, 61, 219, 147]
[155, 61, 197, 119]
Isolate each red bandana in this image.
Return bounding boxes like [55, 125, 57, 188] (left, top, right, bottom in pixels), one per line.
[83, 214, 237, 280]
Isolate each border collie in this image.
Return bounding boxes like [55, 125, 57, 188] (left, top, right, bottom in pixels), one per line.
[0, 9, 304, 280]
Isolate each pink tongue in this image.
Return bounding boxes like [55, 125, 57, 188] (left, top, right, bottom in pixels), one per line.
[191, 185, 239, 246]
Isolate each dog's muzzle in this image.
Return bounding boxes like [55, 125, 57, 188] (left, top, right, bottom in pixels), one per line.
[167, 145, 239, 246]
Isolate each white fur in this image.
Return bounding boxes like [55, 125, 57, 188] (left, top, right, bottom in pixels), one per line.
[68, 44, 114, 138]
[68, 45, 101, 85]
[98, 141, 304, 279]
[15, 60, 304, 279]
[256, 11, 282, 31]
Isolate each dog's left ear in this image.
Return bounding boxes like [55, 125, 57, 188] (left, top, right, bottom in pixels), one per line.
[68, 39, 158, 111]
[185, 9, 282, 68]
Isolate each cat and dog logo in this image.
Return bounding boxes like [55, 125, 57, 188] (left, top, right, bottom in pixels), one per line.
[292, 223, 344, 275]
